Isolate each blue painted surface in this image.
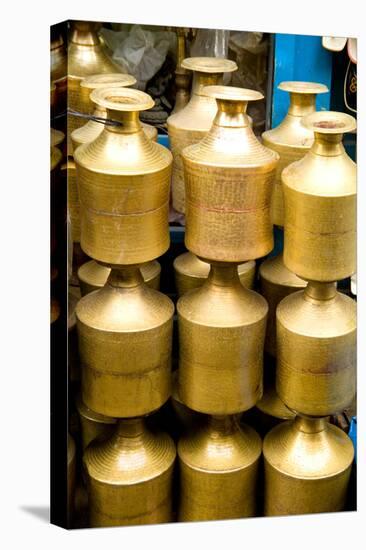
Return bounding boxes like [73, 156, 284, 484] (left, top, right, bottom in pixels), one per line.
[157, 133, 170, 149]
[272, 34, 333, 128]
[349, 416, 357, 464]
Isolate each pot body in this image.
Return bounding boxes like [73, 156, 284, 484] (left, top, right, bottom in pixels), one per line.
[76, 395, 116, 451]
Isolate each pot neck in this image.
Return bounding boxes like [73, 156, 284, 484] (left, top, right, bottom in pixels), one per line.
[206, 262, 241, 287]
[70, 22, 101, 46]
[115, 418, 145, 438]
[304, 281, 337, 302]
[294, 415, 327, 434]
[104, 109, 142, 134]
[208, 414, 238, 435]
[106, 266, 144, 288]
[213, 97, 250, 128]
[288, 92, 317, 117]
[176, 32, 188, 71]
[311, 132, 345, 157]
[191, 72, 224, 97]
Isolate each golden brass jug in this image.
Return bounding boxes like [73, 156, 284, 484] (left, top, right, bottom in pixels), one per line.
[178, 415, 261, 521]
[76, 395, 116, 451]
[262, 81, 328, 226]
[276, 281, 356, 416]
[167, 57, 237, 213]
[78, 259, 161, 296]
[282, 111, 356, 282]
[74, 88, 172, 265]
[171, 28, 191, 115]
[83, 418, 176, 527]
[76, 266, 174, 418]
[259, 254, 306, 357]
[174, 252, 255, 296]
[177, 263, 267, 414]
[182, 86, 278, 262]
[263, 415, 354, 516]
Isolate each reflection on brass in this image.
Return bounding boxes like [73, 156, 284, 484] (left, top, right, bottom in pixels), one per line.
[177, 263, 267, 414]
[276, 281, 356, 416]
[76, 394, 116, 451]
[51, 32, 67, 115]
[178, 415, 261, 521]
[167, 57, 237, 213]
[68, 433, 76, 525]
[264, 416, 354, 516]
[182, 86, 278, 262]
[74, 88, 172, 265]
[83, 418, 176, 527]
[282, 111, 357, 282]
[171, 28, 191, 115]
[78, 259, 161, 296]
[262, 81, 328, 226]
[76, 266, 174, 418]
[174, 252, 255, 297]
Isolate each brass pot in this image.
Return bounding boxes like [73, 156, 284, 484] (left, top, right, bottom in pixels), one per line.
[276, 281, 356, 416]
[68, 433, 76, 525]
[262, 81, 328, 227]
[259, 254, 306, 357]
[263, 415, 354, 516]
[171, 28, 191, 115]
[74, 88, 172, 265]
[167, 57, 237, 213]
[50, 31, 67, 116]
[174, 251, 256, 297]
[182, 86, 278, 262]
[76, 395, 116, 451]
[50, 128, 64, 172]
[62, 158, 80, 243]
[282, 111, 357, 282]
[78, 259, 161, 296]
[76, 266, 174, 418]
[177, 263, 267, 414]
[83, 418, 176, 527]
[171, 371, 203, 434]
[178, 415, 261, 521]
[255, 384, 296, 434]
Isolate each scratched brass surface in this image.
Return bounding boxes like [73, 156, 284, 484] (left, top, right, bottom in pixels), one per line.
[78, 259, 161, 296]
[177, 263, 267, 414]
[167, 57, 237, 213]
[263, 416, 354, 516]
[262, 81, 328, 226]
[282, 111, 357, 282]
[259, 254, 306, 357]
[174, 252, 256, 296]
[84, 418, 176, 527]
[178, 415, 261, 521]
[76, 394, 116, 451]
[74, 88, 172, 265]
[76, 266, 174, 417]
[183, 86, 278, 262]
[276, 282, 356, 416]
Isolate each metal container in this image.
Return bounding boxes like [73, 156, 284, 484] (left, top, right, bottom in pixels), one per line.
[171, 371, 203, 434]
[174, 252, 255, 297]
[264, 415, 354, 516]
[182, 86, 278, 262]
[83, 418, 176, 527]
[262, 81, 328, 227]
[167, 57, 237, 213]
[62, 158, 80, 243]
[178, 415, 261, 521]
[276, 281, 356, 416]
[282, 111, 357, 282]
[76, 395, 116, 451]
[171, 28, 191, 115]
[74, 88, 172, 265]
[255, 384, 296, 434]
[50, 31, 67, 117]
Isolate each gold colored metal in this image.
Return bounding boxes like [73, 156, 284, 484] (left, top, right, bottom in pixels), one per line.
[174, 252, 255, 296]
[167, 57, 238, 213]
[83, 418, 176, 527]
[68, 433, 76, 524]
[276, 281, 356, 416]
[50, 129, 64, 172]
[183, 86, 278, 262]
[178, 415, 261, 521]
[262, 81, 328, 226]
[171, 371, 203, 434]
[76, 394, 116, 451]
[68, 289, 81, 383]
[78, 259, 161, 296]
[76, 266, 174, 417]
[74, 87, 172, 265]
[256, 384, 296, 423]
[171, 28, 191, 115]
[50, 32, 67, 115]
[263, 415, 354, 516]
[282, 111, 357, 282]
[177, 263, 267, 414]
[259, 254, 306, 357]
[62, 158, 80, 243]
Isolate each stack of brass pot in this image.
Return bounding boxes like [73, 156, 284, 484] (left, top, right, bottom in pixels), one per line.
[264, 111, 357, 516]
[74, 87, 176, 527]
[177, 85, 279, 521]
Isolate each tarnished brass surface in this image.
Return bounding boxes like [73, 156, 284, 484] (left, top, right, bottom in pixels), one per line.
[76, 394, 116, 451]
[78, 259, 161, 296]
[262, 81, 328, 226]
[76, 266, 174, 417]
[178, 415, 261, 521]
[259, 254, 306, 357]
[183, 86, 278, 262]
[167, 57, 237, 213]
[276, 282, 356, 416]
[171, 29, 191, 115]
[50, 33, 67, 115]
[62, 158, 80, 242]
[174, 252, 255, 296]
[282, 111, 357, 282]
[74, 87, 172, 265]
[68, 433, 76, 524]
[177, 263, 267, 414]
[84, 418, 176, 527]
[171, 371, 203, 434]
[263, 416, 354, 516]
